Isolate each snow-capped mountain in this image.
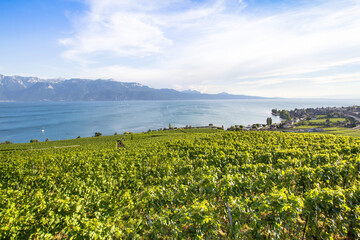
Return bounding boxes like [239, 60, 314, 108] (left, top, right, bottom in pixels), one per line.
[0, 74, 264, 101]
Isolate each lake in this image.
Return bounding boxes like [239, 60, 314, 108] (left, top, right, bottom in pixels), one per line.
[1, 98, 360, 143]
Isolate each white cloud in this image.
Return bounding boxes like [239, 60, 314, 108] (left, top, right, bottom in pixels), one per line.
[60, 0, 360, 97]
[60, 0, 175, 64]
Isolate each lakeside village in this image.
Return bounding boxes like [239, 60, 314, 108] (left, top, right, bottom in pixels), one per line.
[227, 105, 360, 133]
[160, 105, 360, 133]
[150, 105, 360, 134]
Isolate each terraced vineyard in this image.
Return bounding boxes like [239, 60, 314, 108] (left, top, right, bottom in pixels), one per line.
[1, 129, 360, 239]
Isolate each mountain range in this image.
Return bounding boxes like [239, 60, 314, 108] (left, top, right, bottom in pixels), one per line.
[0, 74, 265, 101]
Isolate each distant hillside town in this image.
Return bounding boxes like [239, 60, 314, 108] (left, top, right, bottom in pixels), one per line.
[225, 106, 360, 133]
[272, 106, 360, 127]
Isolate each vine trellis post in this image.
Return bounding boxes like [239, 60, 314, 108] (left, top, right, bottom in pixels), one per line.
[146, 212, 152, 227]
[226, 202, 233, 226]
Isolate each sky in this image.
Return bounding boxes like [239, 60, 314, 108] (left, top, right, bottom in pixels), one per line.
[1, 0, 360, 98]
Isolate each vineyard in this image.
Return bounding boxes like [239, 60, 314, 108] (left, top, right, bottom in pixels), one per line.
[1, 129, 360, 239]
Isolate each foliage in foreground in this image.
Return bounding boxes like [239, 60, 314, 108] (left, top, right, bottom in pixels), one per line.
[1, 130, 360, 239]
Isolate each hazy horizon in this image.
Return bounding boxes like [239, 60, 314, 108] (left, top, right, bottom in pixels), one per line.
[1, 0, 360, 98]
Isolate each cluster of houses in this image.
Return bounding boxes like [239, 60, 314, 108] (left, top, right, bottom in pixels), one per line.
[227, 105, 360, 133]
[272, 106, 360, 129]
[154, 106, 360, 134]
[282, 106, 360, 121]
[288, 106, 360, 118]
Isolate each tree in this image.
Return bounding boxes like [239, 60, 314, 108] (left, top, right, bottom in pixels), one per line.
[94, 132, 102, 137]
[327, 112, 334, 118]
[30, 139, 39, 143]
[266, 117, 273, 126]
[325, 118, 331, 127]
[169, 123, 172, 129]
[272, 109, 279, 114]
[280, 110, 291, 120]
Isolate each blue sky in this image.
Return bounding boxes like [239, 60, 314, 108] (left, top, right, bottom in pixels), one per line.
[1, 0, 360, 98]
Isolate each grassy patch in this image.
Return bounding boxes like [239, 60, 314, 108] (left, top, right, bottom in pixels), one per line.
[293, 125, 323, 129]
[322, 127, 360, 137]
[308, 118, 346, 124]
[0, 128, 222, 152]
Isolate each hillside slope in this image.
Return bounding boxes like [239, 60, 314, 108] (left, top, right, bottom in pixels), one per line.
[1, 129, 359, 239]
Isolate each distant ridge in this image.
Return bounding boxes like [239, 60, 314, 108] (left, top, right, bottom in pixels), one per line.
[0, 74, 266, 101]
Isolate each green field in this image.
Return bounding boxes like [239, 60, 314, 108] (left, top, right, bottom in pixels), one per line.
[293, 125, 320, 129]
[1, 129, 360, 239]
[292, 126, 360, 137]
[308, 118, 346, 124]
[322, 127, 360, 138]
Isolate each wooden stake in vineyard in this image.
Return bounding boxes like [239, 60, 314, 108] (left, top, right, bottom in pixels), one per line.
[226, 202, 235, 238]
[146, 213, 152, 226]
[226, 202, 233, 227]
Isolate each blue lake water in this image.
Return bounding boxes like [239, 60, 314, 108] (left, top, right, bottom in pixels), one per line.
[1, 99, 360, 143]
